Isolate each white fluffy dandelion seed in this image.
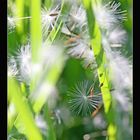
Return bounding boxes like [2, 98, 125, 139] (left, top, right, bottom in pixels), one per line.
[68, 80, 102, 116]
[109, 52, 132, 90]
[61, 23, 72, 35]
[66, 37, 89, 58]
[65, 33, 97, 70]
[16, 44, 32, 85]
[94, 1, 127, 30]
[107, 27, 127, 47]
[102, 27, 127, 49]
[69, 5, 87, 28]
[81, 49, 97, 70]
[41, 6, 60, 34]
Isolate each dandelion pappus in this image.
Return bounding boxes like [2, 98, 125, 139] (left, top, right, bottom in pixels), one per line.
[68, 80, 102, 116]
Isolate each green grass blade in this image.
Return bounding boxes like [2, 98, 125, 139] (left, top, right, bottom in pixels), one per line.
[8, 78, 43, 140]
[82, 0, 116, 140]
[31, 0, 42, 62]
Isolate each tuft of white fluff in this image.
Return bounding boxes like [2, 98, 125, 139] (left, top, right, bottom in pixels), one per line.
[94, 1, 127, 30]
[65, 34, 97, 70]
[68, 80, 102, 116]
[16, 44, 32, 85]
[107, 27, 127, 47]
[109, 52, 132, 90]
[69, 5, 87, 28]
[41, 5, 60, 34]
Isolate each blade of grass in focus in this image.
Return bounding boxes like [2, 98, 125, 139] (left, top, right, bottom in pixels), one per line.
[82, 0, 116, 140]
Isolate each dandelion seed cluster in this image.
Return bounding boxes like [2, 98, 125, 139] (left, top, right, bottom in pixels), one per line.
[68, 81, 102, 116]
[7, 0, 132, 113]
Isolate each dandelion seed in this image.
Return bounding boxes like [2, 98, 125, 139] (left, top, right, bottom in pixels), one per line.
[81, 49, 97, 70]
[109, 52, 132, 90]
[66, 38, 89, 58]
[16, 44, 32, 85]
[65, 4, 87, 35]
[94, 1, 127, 30]
[65, 33, 97, 70]
[107, 27, 127, 47]
[68, 80, 102, 116]
[69, 5, 87, 28]
[41, 6, 60, 34]
[61, 23, 72, 35]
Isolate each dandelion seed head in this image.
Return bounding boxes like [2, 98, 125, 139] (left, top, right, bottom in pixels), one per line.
[68, 80, 102, 116]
